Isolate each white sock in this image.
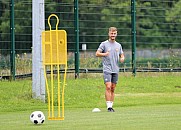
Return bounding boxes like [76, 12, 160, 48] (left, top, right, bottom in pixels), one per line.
[106, 101, 111, 109]
[111, 101, 113, 108]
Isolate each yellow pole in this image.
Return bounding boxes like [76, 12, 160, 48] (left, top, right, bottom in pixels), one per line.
[44, 65, 51, 118]
[48, 15, 54, 118]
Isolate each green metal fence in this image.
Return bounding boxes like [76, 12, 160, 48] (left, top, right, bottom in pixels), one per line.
[0, 0, 181, 78]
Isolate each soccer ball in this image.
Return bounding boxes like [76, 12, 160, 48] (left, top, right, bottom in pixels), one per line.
[30, 111, 45, 124]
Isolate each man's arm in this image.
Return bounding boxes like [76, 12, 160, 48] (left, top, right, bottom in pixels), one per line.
[96, 50, 109, 57]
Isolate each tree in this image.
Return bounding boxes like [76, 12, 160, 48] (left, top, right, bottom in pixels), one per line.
[165, 0, 181, 48]
[0, 0, 180, 53]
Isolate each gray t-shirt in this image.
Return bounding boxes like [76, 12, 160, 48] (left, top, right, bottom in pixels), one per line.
[97, 40, 123, 73]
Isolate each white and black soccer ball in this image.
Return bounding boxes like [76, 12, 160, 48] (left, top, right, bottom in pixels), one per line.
[30, 111, 45, 125]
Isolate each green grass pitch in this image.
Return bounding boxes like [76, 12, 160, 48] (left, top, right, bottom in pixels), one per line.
[0, 72, 181, 130]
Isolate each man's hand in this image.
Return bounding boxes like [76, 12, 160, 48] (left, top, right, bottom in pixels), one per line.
[104, 51, 110, 56]
[120, 54, 125, 63]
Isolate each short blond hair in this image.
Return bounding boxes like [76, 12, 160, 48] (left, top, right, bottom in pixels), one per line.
[109, 27, 117, 32]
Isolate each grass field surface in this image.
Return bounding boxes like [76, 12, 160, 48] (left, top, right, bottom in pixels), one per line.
[1, 105, 181, 130]
[0, 72, 181, 130]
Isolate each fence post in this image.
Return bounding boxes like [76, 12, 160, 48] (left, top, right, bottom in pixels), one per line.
[131, 0, 136, 76]
[74, 0, 79, 79]
[32, 0, 45, 102]
[10, 0, 15, 80]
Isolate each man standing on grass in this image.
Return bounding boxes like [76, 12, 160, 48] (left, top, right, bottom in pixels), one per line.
[96, 27, 124, 112]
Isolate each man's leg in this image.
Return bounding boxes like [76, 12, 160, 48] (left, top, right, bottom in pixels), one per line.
[109, 73, 118, 112]
[111, 83, 116, 102]
[105, 82, 112, 109]
[104, 72, 116, 112]
[110, 83, 116, 111]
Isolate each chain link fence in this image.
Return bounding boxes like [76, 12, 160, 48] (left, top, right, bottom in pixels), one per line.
[0, 0, 181, 78]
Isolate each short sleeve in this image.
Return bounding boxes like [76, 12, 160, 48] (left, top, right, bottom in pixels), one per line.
[97, 42, 105, 53]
